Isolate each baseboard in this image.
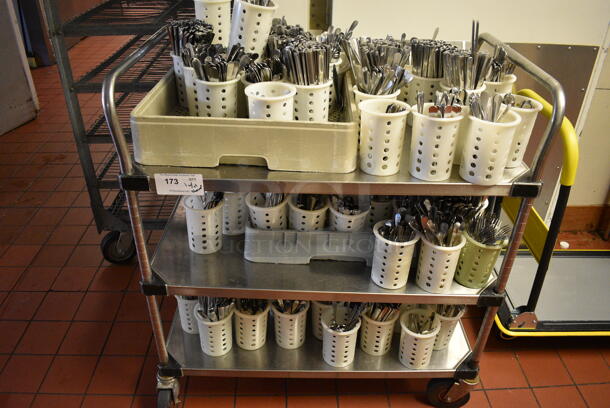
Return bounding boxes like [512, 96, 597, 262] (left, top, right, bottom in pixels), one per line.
[561, 205, 607, 232]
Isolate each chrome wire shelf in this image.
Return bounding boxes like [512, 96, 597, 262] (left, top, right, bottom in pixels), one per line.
[63, 0, 186, 36]
[74, 35, 173, 93]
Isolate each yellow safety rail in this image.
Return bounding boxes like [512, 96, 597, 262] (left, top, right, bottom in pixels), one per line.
[502, 89, 579, 262]
[496, 89, 600, 337]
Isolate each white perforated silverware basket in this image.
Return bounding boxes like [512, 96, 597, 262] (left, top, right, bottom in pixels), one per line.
[171, 54, 187, 109]
[194, 0, 231, 47]
[184, 196, 224, 254]
[311, 301, 334, 341]
[400, 75, 442, 105]
[294, 81, 332, 122]
[360, 312, 398, 356]
[409, 103, 464, 181]
[506, 95, 542, 168]
[245, 82, 296, 120]
[434, 306, 466, 351]
[484, 74, 517, 95]
[195, 76, 240, 118]
[288, 195, 329, 231]
[399, 309, 441, 369]
[329, 201, 370, 232]
[371, 221, 420, 289]
[272, 301, 309, 349]
[353, 86, 400, 130]
[194, 305, 234, 357]
[183, 64, 199, 116]
[359, 99, 410, 176]
[459, 110, 521, 185]
[223, 192, 248, 235]
[321, 309, 361, 367]
[234, 302, 270, 350]
[400, 75, 442, 125]
[416, 236, 466, 294]
[368, 198, 393, 227]
[246, 193, 288, 230]
[176, 296, 199, 334]
[229, 0, 277, 55]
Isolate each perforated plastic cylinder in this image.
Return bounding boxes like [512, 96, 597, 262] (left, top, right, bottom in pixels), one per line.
[416, 236, 466, 294]
[459, 111, 521, 185]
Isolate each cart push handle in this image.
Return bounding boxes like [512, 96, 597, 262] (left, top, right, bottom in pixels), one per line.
[102, 27, 167, 176]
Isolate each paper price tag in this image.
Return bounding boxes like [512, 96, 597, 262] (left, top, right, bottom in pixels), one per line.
[154, 173, 204, 196]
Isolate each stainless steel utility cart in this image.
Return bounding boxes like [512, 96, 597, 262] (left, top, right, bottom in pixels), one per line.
[102, 28, 566, 407]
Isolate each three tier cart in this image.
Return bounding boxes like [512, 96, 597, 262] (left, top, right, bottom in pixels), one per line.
[102, 29, 566, 407]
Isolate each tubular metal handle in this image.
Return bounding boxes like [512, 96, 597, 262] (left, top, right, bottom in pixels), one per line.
[102, 28, 167, 176]
[478, 33, 566, 183]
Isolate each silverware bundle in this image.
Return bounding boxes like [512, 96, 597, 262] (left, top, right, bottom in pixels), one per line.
[270, 17, 312, 38]
[416, 89, 463, 118]
[467, 213, 511, 246]
[385, 102, 407, 113]
[410, 38, 457, 78]
[341, 37, 413, 94]
[329, 302, 366, 332]
[436, 304, 465, 318]
[199, 191, 224, 210]
[469, 91, 514, 122]
[295, 194, 325, 211]
[441, 48, 492, 90]
[378, 207, 418, 242]
[318, 20, 359, 60]
[488, 45, 516, 82]
[331, 195, 368, 216]
[367, 303, 400, 322]
[406, 311, 437, 334]
[167, 19, 215, 61]
[199, 192, 224, 210]
[190, 44, 249, 82]
[410, 197, 487, 247]
[241, 56, 284, 83]
[198, 297, 234, 322]
[253, 193, 285, 207]
[281, 41, 332, 85]
[273, 299, 308, 314]
[236, 299, 268, 315]
[242, 0, 273, 6]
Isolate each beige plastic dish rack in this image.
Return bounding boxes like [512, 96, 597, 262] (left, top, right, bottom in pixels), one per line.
[130, 71, 359, 173]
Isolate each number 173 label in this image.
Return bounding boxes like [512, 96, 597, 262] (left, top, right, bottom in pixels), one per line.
[154, 173, 204, 195]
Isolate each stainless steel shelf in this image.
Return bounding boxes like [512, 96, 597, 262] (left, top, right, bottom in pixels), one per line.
[166, 312, 471, 378]
[134, 160, 530, 197]
[151, 201, 496, 303]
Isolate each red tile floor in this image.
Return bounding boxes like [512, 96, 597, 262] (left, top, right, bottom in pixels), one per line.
[0, 36, 609, 408]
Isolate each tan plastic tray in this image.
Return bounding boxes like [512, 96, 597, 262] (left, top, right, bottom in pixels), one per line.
[130, 72, 359, 173]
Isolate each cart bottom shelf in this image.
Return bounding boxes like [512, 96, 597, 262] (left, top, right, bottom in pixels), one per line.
[166, 312, 471, 378]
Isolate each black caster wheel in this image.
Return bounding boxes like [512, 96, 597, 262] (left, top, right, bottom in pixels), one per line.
[426, 378, 470, 408]
[157, 389, 175, 408]
[101, 231, 136, 264]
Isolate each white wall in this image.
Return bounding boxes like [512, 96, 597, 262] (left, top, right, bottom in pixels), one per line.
[332, 0, 610, 45]
[275, 0, 311, 29]
[568, 46, 610, 206]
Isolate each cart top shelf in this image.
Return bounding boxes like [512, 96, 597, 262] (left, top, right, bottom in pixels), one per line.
[130, 160, 535, 197]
